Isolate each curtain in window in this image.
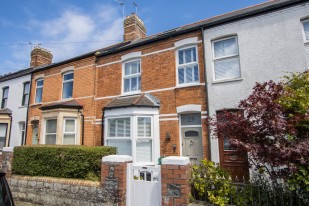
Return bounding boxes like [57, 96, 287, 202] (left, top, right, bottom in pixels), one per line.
[46, 119, 57, 144]
[63, 119, 75, 144]
[136, 139, 152, 162]
[214, 58, 240, 80]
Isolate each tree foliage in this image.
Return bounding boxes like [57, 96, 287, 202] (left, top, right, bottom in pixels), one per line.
[211, 72, 309, 182]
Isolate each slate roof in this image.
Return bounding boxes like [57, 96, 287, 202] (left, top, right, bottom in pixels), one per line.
[40, 99, 83, 110]
[0, 108, 12, 115]
[0, 68, 32, 83]
[104, 93, 160, 109]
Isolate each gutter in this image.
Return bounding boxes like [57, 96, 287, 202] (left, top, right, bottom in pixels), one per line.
[200, 28, 212, 161]
[24, 72, 33, 145]
[81, 112, 85, 145]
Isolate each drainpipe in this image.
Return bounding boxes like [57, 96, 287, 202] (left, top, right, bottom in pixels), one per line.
[200, 27, 212, 161]
[7, 115, 12, 147]
[81, 113, 84, 145]
[24, 72, 33, 146]
[101, 113, 104, 146]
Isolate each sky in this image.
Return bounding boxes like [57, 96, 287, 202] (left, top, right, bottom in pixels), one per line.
[0, 0, 266, 75]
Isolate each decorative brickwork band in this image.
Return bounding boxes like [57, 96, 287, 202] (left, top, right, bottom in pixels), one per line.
[101, 155, 132, 206]
[0, 147, 14, 178]
[161, 156, 191, 206]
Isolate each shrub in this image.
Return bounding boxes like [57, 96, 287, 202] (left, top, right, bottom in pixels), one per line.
[12, 145, 116, 180]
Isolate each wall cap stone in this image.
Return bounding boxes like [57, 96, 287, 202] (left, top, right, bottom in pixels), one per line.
[102, 155, 132, 163]
[162, 156, 190, 165]
[3, 147, 13, 152]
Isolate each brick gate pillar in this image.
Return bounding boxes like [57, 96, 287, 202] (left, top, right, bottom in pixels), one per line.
[101, 155, 132, 206]
[161, 156, 191, 206]
[0, 147, 14, 178]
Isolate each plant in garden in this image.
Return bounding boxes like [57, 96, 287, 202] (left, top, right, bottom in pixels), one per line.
[211, 72, 309, 187]
[191, 159, 235, 206]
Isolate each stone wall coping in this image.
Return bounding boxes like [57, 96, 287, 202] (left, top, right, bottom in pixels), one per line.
[9, 175, 100, 187]
[162, 156, 190, 165]
[102, 155, 132, 163]
[2, 147, 13, 152]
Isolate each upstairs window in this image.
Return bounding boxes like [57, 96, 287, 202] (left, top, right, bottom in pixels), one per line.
[22, 82, 30, 106]
[35, 79, 44, 103]
[62, 72, 74, 99]
[212, 36, 241, 81]
[1, 87, 9, 109]
[123, 60, 141, 93]
[177, 47, 199, 85]
[303, 19, 309, 42]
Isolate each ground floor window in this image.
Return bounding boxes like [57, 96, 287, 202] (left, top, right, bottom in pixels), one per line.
[0, 124, 7, 150]
[45, 119, 57, 144]
[63, 118, 76, 144]
[105, 116, 154, 164]
[19, 122, 26, 145]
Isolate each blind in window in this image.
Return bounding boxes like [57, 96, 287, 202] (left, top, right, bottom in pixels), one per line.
[214, 57, 240, 80]
[108, 118, 130, 137]
[136, 139, 152, 162]
[214, 38, 238, 58]
[107, 139, 132, 155]
[138, 117, 151, 137]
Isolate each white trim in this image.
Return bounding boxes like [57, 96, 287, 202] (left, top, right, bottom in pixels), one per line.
[177, 104, 201, 114]
[159, 113, 177, 117]
[162, 156, 190, 165]
[121, 52, 142, 62]
[159, 118, 178, 121]
[61, 66, 74, 74]
[102, 155, 132, 163]
[174, 37, 198, 49]
[34, 79, 44, 104]
[34, 74, 44, 80]
[2, 147, 13, 152]
[202, 116, 208, 119]
[122, 59, 141, 95]
[43, 118, 57, 145]
[62, 118, 77, 145]
[62, 71, 74, 99]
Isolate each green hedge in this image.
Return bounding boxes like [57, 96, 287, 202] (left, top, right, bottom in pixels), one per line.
[12, 145, 116, 181]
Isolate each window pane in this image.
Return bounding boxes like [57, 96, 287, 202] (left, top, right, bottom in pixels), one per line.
[304, 21, 309, 41]
[124, 78, 130, 92]
[136, 139, 152, 162]
[0, 124, 7, 137]
[63, 134, 75, 144]
[63, 81, 73, 98]
[130, 61, 139, 74]
[35, 88, 43, 103]
[178, 50, 184, 64]
[184, 48, 192, 63]
[181, 113, 201, 126]
[64, 73, 74, 81]
[0, 137, 6, 150]
[107, 139, 131, 155]
[1, 99, 7, 109]
[118, 119, 125, 137]
[194, 65, 199, 81]
[22, 94, 29, 106]
[37, 80, 44, 87]
[108, 118, 130, 137]
[214, 38, 237, 58]
[108, 119, 116, 137]
[185, 66, 193, 83]
[138, 117, 151, 137]
[46, 119, 57, 133]
[178, 68, 184, 84]
[46, 134, 56, 145]
[131, 77, 138, 91]
[65, 119, 75, 132]
[3, 88, 8, 98]
[214, 57, 240, 80]
[24, 83, 30, 93]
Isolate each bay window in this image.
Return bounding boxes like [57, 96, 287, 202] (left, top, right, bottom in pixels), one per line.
[177, 46, 199, 85]
[136, 117, 152, 162]
[123, 60, 141, 93]
[35, 79, 44, 103]
[212, 36, 241, 81]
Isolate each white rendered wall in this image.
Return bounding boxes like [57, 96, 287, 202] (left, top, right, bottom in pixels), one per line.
[0, 74, 31, 147]
[203, 3, 309, 163]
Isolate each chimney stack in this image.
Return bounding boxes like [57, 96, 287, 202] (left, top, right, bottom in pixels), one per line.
[123, 13, 146, 42]
[30, 46, 53, 68]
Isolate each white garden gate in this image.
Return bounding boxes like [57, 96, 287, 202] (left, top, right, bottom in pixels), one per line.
[126, 164, 162, 206]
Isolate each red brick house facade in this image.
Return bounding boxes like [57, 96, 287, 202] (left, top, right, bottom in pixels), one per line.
[26, 13, 209, 165]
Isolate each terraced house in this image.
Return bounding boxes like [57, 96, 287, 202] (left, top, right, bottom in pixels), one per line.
[25, 13, 209, 165]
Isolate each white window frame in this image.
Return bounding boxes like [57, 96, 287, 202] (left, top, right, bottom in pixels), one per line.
[105, 115, 155, 165]
[1, 87, 9, 109]
[19, 122, 26, 145]
[35, 79, 44, 103]
[302, 19, 309, 44]
[21, 82, 30, 106]
[176, 45, 200, 86]
[122, 59, 141, 95]
[44, 118, 57, 145]
[62, 118, 77, 145]
[212, 36, 241, 82]
[62, 71, 74, 99]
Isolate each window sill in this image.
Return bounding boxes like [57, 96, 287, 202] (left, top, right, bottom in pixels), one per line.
[30, 103, 42, 107]
[212, 78, 243, 84]
[120, 91, 141, 97]
[175, 82, 201, 89]
[18, 105, 28, 109]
